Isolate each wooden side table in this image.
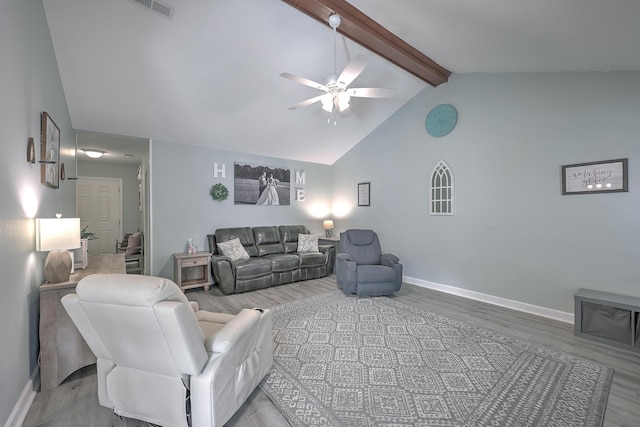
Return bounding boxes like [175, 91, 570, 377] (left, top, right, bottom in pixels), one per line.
[173, 252, 212, 292]
[39, 254, 125, 390]
[318, 236, 340, 274]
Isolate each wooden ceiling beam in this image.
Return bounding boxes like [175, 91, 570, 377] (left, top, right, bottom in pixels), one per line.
[281, 0, 451, 87]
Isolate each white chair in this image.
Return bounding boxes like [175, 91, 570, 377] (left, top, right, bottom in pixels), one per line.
[61, 274, 273, 427]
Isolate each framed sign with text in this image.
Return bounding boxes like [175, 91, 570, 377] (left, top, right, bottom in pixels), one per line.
[562, 158, 628, 195]
[358, 182, 370, 206]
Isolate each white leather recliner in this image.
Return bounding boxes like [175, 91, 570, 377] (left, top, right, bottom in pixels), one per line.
[61, 273, 273, 427]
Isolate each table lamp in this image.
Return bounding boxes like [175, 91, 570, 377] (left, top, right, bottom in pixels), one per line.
[36, 215, 81, 283]
[323, 220, 334, 238]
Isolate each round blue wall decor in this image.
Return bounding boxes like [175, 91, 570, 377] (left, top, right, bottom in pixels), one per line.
[426, 104, 458, 137]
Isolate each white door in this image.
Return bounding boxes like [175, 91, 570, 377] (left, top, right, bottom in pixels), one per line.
[77, 177, 122, 255]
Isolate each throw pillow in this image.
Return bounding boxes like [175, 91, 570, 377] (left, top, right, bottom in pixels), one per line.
[217, 237, 250, 261]
[125, 232, 142, 255]
[297, 234, 318, 252]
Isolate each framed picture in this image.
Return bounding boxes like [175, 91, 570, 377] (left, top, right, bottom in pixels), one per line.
[562, 158, 628, 195]
[40, 112, 60, 188]
[234, 162, 290, 205]
[358, 182, 370, 206]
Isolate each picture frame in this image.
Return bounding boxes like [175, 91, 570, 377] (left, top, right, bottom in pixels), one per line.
[562, 158, 628, 195]
[358, 182, 370, 206]
[40, 112, 60, 188]
[234, 162, 290, 205]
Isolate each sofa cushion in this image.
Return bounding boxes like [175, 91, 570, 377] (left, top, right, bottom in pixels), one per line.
[355, 264, 397, 283]
[215, 227, 258, 257]
[279, 225, 310, 253]
[234, 257, 272, 279]
[297, 251, 326, 268]
[263, 254, 300, 272]
[297, 234, 318, 252]
[341, 229, 382, 265]
[253, 226, 285, 256]
[217, 238, 250, 262]
[345, 229, 375, 246]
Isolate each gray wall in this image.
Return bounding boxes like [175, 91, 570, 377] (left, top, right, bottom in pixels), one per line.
[77, 160, 143, 237]
[333, 71, 640, 313]
[150, 140, 332, 279]
[0, 1, 77, 424]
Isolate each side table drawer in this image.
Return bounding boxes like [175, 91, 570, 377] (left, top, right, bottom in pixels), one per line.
[173, 251, 212, 292]
[181, 256, 209, 267]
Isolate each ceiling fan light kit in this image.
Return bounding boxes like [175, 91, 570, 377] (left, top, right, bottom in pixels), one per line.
[280, 13, 395, 123]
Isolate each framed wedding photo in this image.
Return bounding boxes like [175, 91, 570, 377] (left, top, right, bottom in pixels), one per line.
[40, 112, 60, 189]
[562, 158, 628, 195]
[358, 182, 370, 206]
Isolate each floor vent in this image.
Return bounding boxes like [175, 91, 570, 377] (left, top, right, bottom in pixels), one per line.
[129, 0, 174, 20]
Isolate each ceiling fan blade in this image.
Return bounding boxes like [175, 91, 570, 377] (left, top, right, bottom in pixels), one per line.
[337, 55, 369, 87]
[280, 72, 328, 92]
[288, 95, 325, 110]
[346, 87, 396, 98]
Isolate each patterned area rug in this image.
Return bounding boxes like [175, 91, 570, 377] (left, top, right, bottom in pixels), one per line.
[258, 291, 612, 427]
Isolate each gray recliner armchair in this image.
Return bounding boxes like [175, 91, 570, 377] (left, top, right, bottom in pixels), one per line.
[336, 229, 403, 296]
[61, 274, 273, 427]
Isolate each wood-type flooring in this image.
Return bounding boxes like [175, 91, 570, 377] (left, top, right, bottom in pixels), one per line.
[23, 276, 640, 426]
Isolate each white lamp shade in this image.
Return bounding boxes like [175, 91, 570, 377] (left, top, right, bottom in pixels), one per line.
[36, 218, 81, 251]
[323, 220, 334, 230]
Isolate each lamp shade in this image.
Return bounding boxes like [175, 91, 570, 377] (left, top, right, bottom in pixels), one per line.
[35, 218, 81, 251]
[323, 220, 334, 238]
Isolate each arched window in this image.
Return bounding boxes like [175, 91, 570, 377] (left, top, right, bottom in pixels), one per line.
[430, 160, 454, 215]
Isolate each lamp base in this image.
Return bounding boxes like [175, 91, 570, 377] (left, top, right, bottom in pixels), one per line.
[44, 250, 73, 283]
[325, 230, 332, 238]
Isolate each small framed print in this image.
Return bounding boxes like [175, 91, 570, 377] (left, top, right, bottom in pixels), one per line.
[358, 182, 370, 206]
[40, 112, 60, 188]
[562, 158, 628, 195]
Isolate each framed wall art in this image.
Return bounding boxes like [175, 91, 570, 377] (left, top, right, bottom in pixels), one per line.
[358, 182, 370, 206]
[40, 112, 60, 188]
[562, 158, 628, 195]
[234, 162, 290, 205]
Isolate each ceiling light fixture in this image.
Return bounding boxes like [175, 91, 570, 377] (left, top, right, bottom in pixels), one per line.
[82, 149, 105, 159]
[280, 13, 394, 124]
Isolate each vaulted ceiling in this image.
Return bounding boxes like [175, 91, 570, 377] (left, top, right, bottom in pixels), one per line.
[43, 0, 640, 165]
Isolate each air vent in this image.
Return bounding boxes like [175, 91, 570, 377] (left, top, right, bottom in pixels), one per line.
[129, 0, 174, 20]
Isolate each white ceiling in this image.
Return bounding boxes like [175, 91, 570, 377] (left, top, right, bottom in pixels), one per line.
[43, 0, 640, 165]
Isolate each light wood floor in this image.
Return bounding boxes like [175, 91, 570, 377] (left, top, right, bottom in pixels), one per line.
[23, 276, 640, 427]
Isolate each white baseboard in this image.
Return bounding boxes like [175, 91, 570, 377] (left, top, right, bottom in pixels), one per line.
[404, 276, 574, 324]
[4, 367, 39, 427]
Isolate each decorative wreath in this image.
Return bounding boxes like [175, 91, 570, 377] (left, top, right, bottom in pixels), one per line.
[209, 183, 229, 202]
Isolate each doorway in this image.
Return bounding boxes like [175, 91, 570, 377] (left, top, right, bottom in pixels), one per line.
[76, 177, 122, 255]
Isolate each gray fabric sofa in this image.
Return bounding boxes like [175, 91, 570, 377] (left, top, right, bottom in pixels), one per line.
[207, 225, 334, 294]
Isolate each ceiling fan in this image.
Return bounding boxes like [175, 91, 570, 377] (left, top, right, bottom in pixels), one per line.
[280, 14, 395, 120]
